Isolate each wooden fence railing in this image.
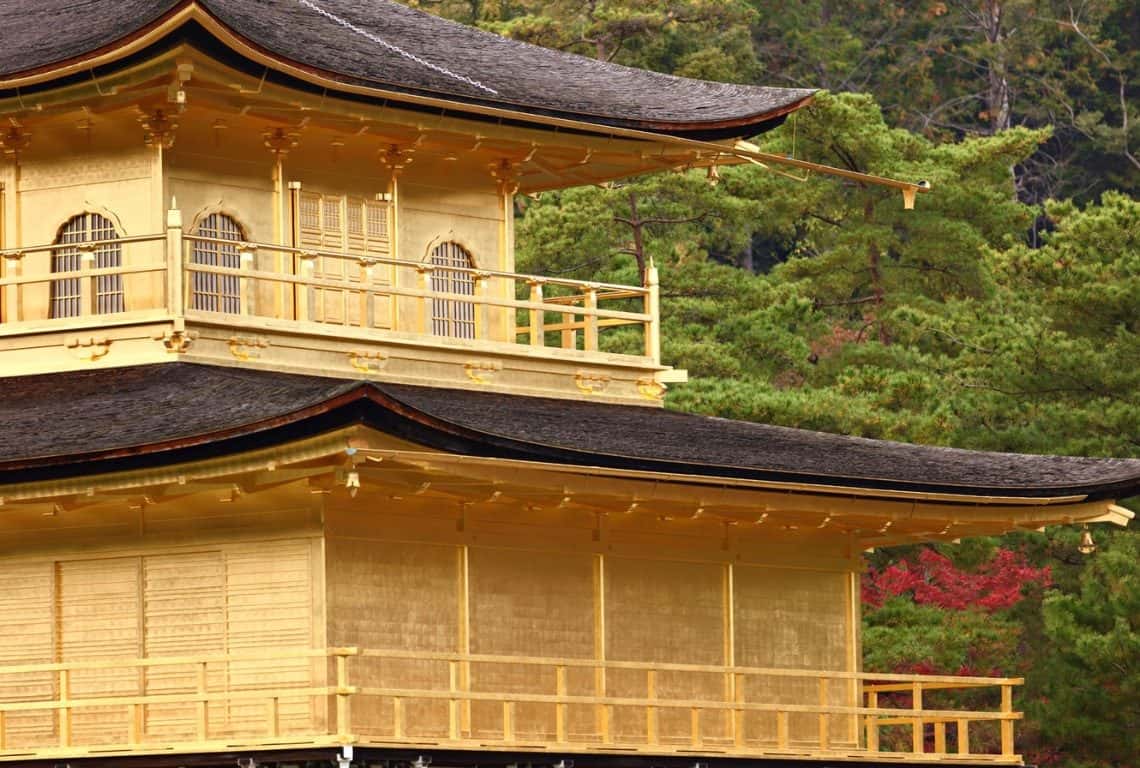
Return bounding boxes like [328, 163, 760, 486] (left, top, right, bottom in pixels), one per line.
[181, 235, 657, 362]
[0, 647, 1022, 763]
[0, 213, 658, 364]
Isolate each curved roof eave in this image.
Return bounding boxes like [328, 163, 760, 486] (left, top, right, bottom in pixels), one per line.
[0, 0, 815, 141]
[2, 365, 1138, 504]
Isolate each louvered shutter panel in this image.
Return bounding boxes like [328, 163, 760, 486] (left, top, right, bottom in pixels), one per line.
[57, 557, 141, 745]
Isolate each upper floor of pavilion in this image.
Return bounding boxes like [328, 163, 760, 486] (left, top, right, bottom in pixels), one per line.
[0, 0, 833, 403]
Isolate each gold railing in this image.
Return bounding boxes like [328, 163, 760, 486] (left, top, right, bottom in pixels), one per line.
[0, 647, 1022, 763]
[0, 647, 351, 759]
[0, 216, 659, 363]
[0, 233, 169, 331]
[182, 235, 658, 361]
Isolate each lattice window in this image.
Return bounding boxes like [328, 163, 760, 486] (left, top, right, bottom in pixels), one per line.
[50, 213, 123, 319]
[346, 202, 364, 238]
[299, 192, 389, 256]
[191, 213, 244, 314]
[430, 242, 475, 339]
[299, 193, 321, 232]
[322, 198, 343, 250]
[366, 200, 388, 241]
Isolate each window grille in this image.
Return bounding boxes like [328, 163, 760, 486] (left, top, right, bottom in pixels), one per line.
[322, 198, 343, 249]
[299, 193, 321, 232]
[50, 213, 123, 318]
[346, 202, 364, 238]
[299, 192, 389, 255]
[191, 213, 244, 314]
[430, 242, 475, 339]
[365, 200, 388, 240]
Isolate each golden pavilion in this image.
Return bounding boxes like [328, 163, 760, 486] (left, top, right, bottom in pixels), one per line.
[0, 2, 1136, 767]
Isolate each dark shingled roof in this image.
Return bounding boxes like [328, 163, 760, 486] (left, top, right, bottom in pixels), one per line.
[2, 363, 1139, 502]
[0, 0, 814, 138]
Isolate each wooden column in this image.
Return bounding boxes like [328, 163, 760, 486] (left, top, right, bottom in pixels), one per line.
[457, 546, 471, 735]
[594, 554, 610, 743]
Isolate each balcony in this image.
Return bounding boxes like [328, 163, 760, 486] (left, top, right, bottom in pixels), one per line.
[0, 212, 668, 402]
[0, 647, 1022, 764]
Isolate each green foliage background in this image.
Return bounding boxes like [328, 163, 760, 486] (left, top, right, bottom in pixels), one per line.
[400, 2, 1139, 764]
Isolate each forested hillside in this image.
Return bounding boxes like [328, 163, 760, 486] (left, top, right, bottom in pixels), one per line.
[404, 2, 1137, 764]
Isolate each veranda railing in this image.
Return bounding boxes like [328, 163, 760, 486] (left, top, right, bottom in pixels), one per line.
[0, 217, 659, 364]
[0, 647, 1022, 763]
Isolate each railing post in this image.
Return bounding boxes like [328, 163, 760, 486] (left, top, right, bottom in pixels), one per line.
[818, 677, 830, 750]
[79, 245, 94, 317]
[129, 702, 142, 745]
[866, 689, 879, 752]
[58, 669, 71, 748]
[561, 311, 577, 350]
[336, 650, 352, 740]
[584, 287, 599, 353]
[776, 710, 789, 750]
[448, 660, 460, 740]
[267, 696, 280, 737]
[1001, 684, 1015, 756]
[934, 721, 947, 753]
[473, 273, 488, 341]
[166, 207, 184, 318]
[911, 681, 924, 755]
[196, 661, 209, 741]
[645, 261, 661, 363]
[0, 710, 6, 750]
[298, 253, 316, 323]
[503, 700, 515, 742]
[597, 660, 611, 745]
[393, 696, 405, 739]
[240, 244, 256, 317]
[1, 252, 24, 324]
[416, 265, 432, 335]
[690, 706, 701, 747]
[555, 665, 568, 743]
[528, 279, 544, 348]
[733, 672, 745, 748]
[646, 669, 658, 745]
[956, 718, 970, 755]
[358, 259, 372, 329]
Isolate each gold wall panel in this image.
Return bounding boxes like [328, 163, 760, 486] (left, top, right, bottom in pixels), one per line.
[605, 557, 727, 745]
[0, 538, 317, 746]
[468, 548, 596, 741]
[0, 562, 55, 748]
[734, 565, 855, 747]
[58, 557, 142, 746]
[326, 537, 459, 740]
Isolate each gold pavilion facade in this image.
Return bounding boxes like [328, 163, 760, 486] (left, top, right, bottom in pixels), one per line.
[0, 3, 1135, 768]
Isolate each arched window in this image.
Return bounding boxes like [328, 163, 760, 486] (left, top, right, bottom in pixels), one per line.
[191, 213, 243, 314]
[429, 242, 475, 339]
[50, 213, 123, 319]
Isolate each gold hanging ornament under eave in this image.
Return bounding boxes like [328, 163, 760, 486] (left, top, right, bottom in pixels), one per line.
[1078, 524, 1097, 555]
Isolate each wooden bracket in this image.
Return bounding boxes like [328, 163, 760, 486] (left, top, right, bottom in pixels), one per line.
[154, 328, 197, 353]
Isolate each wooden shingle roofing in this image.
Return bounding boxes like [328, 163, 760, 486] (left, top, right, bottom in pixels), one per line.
[3, 363, 1139, 501]
[0, 0, 814, 139]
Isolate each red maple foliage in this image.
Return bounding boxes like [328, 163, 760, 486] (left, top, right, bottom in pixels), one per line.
[862, 548, 1052, 611]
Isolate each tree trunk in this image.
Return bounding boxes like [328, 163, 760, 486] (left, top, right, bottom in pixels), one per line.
[864, 198, 889, 344]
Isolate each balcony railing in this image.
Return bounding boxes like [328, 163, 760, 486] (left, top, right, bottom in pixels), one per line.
[0, 647, 1023, 763]
[0, 215, 660, 364]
